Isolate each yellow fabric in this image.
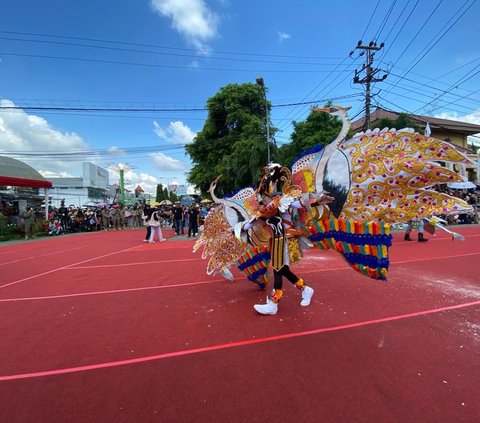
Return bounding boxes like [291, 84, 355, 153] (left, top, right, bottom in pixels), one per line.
[288, 238, 302, 263]
[271, 235, 285, 271]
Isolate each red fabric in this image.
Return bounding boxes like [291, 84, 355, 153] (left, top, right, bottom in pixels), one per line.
[0, 175, 52, 188]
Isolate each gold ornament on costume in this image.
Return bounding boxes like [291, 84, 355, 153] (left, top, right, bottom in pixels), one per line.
[194, 206, 246, 275]
[338, 130, 472, 222]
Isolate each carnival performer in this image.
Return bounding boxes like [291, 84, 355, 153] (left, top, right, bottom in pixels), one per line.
[404, 219, 428, 242]
[241, 164, 334, 315]
[194, 105, 473, 317]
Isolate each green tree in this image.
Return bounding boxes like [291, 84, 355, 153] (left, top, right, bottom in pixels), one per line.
[278, 106, 342, 167]
[186, 83, 274, 196]
[155, 184, 164, 202]
[371, 113, 421, 133]
[169, 191, 179, 203]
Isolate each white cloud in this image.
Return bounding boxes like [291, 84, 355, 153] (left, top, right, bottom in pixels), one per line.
[434, 109, 480, 146]
[107, 146, 127, 157]
[278, 31, 291, 42]
[0, 99, 89, 176]
[150, 0, 219, 51]
[434, 109, 480, 125]
[39, 170, 72, 179]
[109, 169, 160, 196]
[153, 120, 196, 144]
[151, 151, 187, 171]
[0, 99, 192, 193]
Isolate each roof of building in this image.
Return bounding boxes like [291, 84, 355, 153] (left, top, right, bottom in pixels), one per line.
[0, 156, 52, 188]
[135, 185, 144, 192]
[351, 107, 480, 136]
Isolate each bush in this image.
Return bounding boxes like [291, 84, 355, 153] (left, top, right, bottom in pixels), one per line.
[0, 214, 23, 241]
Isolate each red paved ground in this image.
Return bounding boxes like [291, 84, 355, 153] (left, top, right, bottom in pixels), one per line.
[0, 226, 479, 422]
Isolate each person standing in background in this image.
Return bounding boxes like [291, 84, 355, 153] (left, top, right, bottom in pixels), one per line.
[172, 203, 183, 236]
[148, 207, 166, 243]
[404, 219, 429, 242]
[101, 206, 110, 231]
[22, 206, 36, 240]
[188, 203, 200, 237]
[110, 205, 121, 230]
[142, 204, 154, 242]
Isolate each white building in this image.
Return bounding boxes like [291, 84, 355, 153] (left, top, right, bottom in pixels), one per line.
[49, 162, 110, 207]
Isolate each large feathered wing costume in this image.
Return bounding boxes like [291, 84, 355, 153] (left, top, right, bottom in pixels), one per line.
[195, 105, 474, 285]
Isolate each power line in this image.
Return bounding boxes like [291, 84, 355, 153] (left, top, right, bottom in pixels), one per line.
[380, 0, 416, 50]
[0, 30, 344, 61]
[389, 0, 444, 70]
[360, 0, 382, 40]
[387, 71, 480, 103]
[413, 62, 480, 114]
[276, 55, 359, 132]
[383, 0, 476, 94]
[381, 80, 479, 115]
[0, 35, 349, 67]
[0, 51, 354, 73]
[373, 0, 399, 41]
[0, 94, 363, 115]
[401, 0, 476, 75]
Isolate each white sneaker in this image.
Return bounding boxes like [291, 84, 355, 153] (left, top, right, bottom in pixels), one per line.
[300, 286, 314, 306]
[149, 240, 155, 243]
[254, 299, 278, 315]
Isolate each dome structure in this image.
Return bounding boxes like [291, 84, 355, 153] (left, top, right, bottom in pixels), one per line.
[0, 156, 52, 188]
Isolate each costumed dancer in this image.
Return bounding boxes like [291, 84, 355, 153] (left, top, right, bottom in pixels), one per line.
[240, 164, 334, 315]
[194, 105, 474, 316]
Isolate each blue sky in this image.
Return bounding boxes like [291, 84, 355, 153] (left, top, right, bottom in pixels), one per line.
[0, 0, 479, 194]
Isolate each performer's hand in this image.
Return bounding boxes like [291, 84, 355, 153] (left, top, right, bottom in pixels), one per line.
[313, 193, 335, 205]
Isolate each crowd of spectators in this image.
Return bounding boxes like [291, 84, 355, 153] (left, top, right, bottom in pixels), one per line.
[433, 186, 479, 224]
[0, 199, 212, 240]
[1, 186, 478, 241]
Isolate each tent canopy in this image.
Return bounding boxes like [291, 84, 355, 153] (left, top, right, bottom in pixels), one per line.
[0, 156, 52, 189]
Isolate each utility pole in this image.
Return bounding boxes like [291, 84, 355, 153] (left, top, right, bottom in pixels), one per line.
[351, 41, 388, 130]
[256, 76, 271, 164]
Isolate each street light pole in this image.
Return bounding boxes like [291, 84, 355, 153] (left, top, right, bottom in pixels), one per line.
[256, 76, 270, 164]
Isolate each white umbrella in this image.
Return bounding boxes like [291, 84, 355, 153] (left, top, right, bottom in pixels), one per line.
[447, 181, 476, 189]
[160, 200, 173, 205]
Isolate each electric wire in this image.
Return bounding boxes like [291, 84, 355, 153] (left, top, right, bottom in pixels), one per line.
[389, 0, 444, 70]
[373, 0, 399, 41]
[412, 62, 480, 114]
[0, 93, 363, 113]
[384, 0, 476, 94]
[0, 51, 354, 73]
[0, 35, 349, 67]
[360, 0, 382, 41]
[0, 29, 344, 60]
[380, 0, 416, 49]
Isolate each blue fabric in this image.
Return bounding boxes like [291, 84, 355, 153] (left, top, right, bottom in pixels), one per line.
[342, 253, 390, 269]
[289, 144, 324, 169]
[310, 230, 393, 247]
[236, 251, 271, 271]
